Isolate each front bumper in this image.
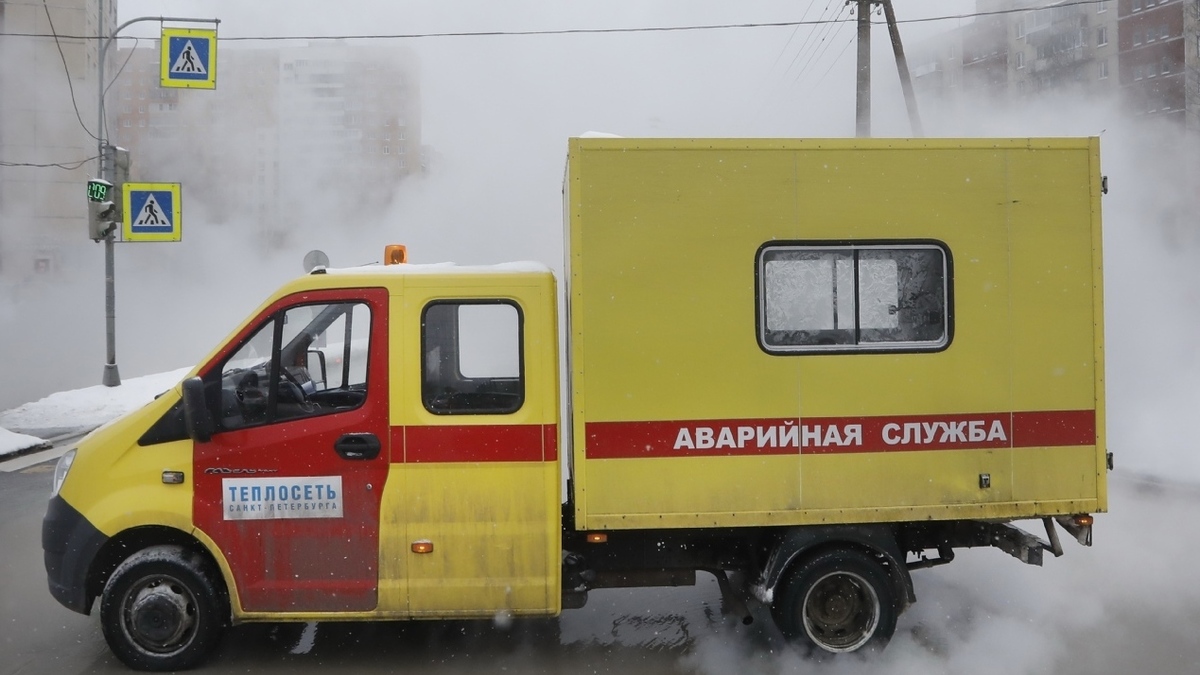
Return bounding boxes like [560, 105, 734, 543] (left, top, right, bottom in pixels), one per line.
[42, 495, 108, 615]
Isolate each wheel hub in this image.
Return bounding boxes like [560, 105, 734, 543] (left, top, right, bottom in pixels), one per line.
[128, 580, 195, 650]
[803, 571, 880, 652]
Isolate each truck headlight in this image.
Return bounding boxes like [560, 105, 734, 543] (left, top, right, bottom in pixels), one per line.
[51, 449, 76, 497]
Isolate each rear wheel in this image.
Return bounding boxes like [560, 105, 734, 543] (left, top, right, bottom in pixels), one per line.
[100, 545, 226, 671]
[772, 548, 898, 654]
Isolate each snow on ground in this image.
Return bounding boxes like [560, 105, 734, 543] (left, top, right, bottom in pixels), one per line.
[0, 367, 191, 458]
[0, 427, 47, 457]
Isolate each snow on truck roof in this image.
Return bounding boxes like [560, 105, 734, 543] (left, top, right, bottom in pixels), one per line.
[321, 260, 553, 276]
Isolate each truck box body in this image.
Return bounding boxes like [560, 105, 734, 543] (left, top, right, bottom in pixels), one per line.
[564, 137, 1106, 530]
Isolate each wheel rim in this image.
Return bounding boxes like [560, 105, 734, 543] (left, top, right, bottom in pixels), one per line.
[801, 570, 880, 652]
[119, 573, 199, 655]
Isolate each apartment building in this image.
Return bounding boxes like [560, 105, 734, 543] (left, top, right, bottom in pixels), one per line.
[0, 0, 117, 281]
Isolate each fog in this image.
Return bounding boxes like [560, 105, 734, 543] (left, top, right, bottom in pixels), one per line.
[7, 0, 1184, 478]
[4, 2, 1200, 670]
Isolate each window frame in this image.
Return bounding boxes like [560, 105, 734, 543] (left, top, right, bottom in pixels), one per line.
[208, 300, 374, 433]
[420, 299, 526, 416]
[755, 240, 953, 356]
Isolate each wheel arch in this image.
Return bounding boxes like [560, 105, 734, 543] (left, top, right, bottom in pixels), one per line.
[86, 526, 229, 621]
[756, 524, 914, 610]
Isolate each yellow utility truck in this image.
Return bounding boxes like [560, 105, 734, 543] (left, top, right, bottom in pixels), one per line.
[44, 138, 1108, 670]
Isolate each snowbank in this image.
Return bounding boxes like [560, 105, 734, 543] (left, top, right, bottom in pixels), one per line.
[0, 427, 48, 457]
[0, 367, 191, 459]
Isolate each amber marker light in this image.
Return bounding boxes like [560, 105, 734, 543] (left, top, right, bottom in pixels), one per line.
[1074, 515, 1094, 527]
[586, 533, 608, 544]
[411, 540, 434, 554]
[384, 244, 408, 265]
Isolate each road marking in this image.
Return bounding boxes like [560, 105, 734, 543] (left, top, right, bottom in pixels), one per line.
[0, 446, 69, 472]
[290, 622, 318, 655]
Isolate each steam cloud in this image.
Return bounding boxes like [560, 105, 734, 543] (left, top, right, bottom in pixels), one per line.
[4, 1, 1199, 670]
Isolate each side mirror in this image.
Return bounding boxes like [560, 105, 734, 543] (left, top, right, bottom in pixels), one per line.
[306, 349, 328, 390]
[182, 377, 214, 443]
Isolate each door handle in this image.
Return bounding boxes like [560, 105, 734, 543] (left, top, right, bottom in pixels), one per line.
[334, 432, 382, 460]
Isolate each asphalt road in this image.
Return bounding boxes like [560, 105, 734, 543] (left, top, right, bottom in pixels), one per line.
[3, 446, 1200, 675]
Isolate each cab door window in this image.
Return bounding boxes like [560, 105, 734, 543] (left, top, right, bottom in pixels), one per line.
[213, 301, 372, 429]
[421, 301, 524, 415]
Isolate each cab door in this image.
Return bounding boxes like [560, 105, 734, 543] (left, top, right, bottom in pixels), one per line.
[193, 288, 390, 613]
[400, 277, 561, 616]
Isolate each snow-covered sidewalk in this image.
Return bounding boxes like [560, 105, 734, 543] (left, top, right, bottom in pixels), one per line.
[0, 367, 191, 459]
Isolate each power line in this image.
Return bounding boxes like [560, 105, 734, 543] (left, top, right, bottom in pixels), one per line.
[784, 1, 841, 82]
[41, 0, 101, 142]
[796, 5, 854, 83]
[779, 0, 830, 81]
[766, 0, 816, 78]
[0, 1, 1117, 43]
[813, 29, 859, 89]
[793, 3, 852, 83]
[0, 155, 101, 170]
[103, 37, 140, 139]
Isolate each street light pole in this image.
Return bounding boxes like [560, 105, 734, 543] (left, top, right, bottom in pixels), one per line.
[95, 8, 219, 386]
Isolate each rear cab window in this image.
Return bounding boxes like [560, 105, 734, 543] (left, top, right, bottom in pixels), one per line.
[421, 301, 525, 414]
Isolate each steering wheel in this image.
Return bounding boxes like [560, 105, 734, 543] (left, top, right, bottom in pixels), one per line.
[279, 367, 308, 402]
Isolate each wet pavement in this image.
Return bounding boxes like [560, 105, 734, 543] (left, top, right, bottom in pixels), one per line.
[4, 450, 1199, 675]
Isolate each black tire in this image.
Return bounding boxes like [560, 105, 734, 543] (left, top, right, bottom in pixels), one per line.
[771, 547, 898, 654]
[100, 545, 226, 671]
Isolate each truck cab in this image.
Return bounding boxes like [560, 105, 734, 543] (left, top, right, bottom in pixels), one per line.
[45, 260, 562, 670]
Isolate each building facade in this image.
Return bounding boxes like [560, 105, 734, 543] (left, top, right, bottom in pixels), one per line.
[1118, 0, 1194, 124]
[0, 0, 117, 282]
[112, 42, 421, 248]
[913, 1, 1121, 102]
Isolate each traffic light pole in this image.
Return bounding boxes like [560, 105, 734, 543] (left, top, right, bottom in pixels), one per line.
[94, 5, 219, 386]
[97, 0, 118, 386]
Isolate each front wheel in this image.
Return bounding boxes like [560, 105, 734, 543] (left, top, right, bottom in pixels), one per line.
[100, 545, 226, 671]
[772, 547, 898, 654]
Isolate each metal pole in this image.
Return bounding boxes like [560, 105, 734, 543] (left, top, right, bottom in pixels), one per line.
[95, 14, 220, 387]
[97, 0, 121, 386]
[882, 0, 924, 137]
[855, 0, 872, 138]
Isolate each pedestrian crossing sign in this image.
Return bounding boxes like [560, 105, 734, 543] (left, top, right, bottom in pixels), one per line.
[161, 28, 217, 89]
[122, 183, 182, 242]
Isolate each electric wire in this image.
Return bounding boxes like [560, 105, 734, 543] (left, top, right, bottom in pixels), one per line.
[0, 155, 102, 170]
[812, 29, 860, 89]
[103, 37, 140, 139]
[809, 2, 860, 72]
[41, 0, 101, 142]
[782, 1, 839, 82]
[778, 0, 829, 81]
[0, 1, 1120, 43]
[792, 3, 849, 83]
[765, 0, 816, 76]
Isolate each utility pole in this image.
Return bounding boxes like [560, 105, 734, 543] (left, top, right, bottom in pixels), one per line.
[94, 8, 219, 386]
[853, 0, 923, 138]
[882, 0, 923, 137]
[855, 0, 872, 138]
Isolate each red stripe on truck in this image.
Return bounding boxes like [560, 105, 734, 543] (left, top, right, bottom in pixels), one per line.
[398, 424, 555, 463]
[585, 410, 1096, 459]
